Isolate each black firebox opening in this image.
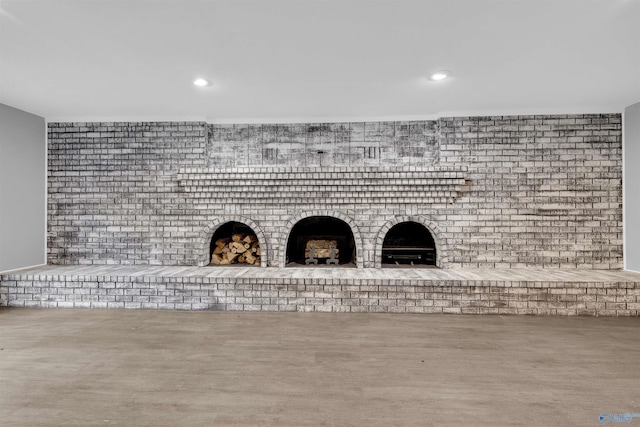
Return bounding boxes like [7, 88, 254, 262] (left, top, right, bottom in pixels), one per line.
[382, 222, 436, 266]
[286, 216, 356, 266]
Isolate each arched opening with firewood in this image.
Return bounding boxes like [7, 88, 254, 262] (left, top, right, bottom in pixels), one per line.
[209, 221, 262, 266]
[285, 216, 356, 267]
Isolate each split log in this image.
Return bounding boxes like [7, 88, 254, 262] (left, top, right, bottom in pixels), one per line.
[215, 238, 231, 249]
[244, 252, 257, 265]
[231, 242, 247, 254]
[243, 235, 257, 244]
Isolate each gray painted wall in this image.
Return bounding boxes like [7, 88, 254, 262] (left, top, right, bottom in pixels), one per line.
[0, 104, 46, 272]
[624, 102, 640, 271]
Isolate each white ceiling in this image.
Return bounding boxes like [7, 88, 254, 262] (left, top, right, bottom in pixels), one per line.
[1, 0, 639, 123]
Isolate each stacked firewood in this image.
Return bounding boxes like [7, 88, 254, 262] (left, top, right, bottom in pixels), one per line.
[211, 234, 261, 265]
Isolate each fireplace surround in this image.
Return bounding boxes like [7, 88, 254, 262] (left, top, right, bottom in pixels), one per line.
[42, 115, 623, 270]
[1, 114, 634, 315]
[183, 166, 460, 269]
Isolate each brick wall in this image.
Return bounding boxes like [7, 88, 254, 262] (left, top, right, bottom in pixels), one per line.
[46, 114, 623, 269]
[47, 122, 208, 265]
[438, 115, 623, 268]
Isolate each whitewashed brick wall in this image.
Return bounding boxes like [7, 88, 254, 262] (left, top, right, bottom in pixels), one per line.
[46, 114, 623, 269]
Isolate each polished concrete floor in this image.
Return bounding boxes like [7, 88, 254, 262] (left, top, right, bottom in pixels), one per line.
[0, 309, 639, 426]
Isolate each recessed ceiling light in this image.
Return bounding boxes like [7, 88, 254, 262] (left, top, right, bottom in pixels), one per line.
[193, 78, 210, 87]
[430, 71, 450, 81]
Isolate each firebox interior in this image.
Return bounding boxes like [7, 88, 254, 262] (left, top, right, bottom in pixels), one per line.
[286, 216, 356, 266]
[382, 221, 436, 266]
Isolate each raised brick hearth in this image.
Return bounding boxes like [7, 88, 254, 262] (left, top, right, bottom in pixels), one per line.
[1, 265, 639, 315]
[0, 113, 631, 315]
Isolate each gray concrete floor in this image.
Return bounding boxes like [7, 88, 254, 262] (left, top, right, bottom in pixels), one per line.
[0, 309, 639, 426]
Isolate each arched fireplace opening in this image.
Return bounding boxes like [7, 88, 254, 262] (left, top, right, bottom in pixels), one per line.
[209, 221, 261, 266]
[286, 216, 356, 266]
[382, 221, 436, 267]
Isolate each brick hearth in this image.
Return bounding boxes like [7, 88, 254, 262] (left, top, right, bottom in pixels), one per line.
[2, 266, 639, 315]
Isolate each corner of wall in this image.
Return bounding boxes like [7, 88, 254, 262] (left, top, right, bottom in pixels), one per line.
[623, 102, 640, 272]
